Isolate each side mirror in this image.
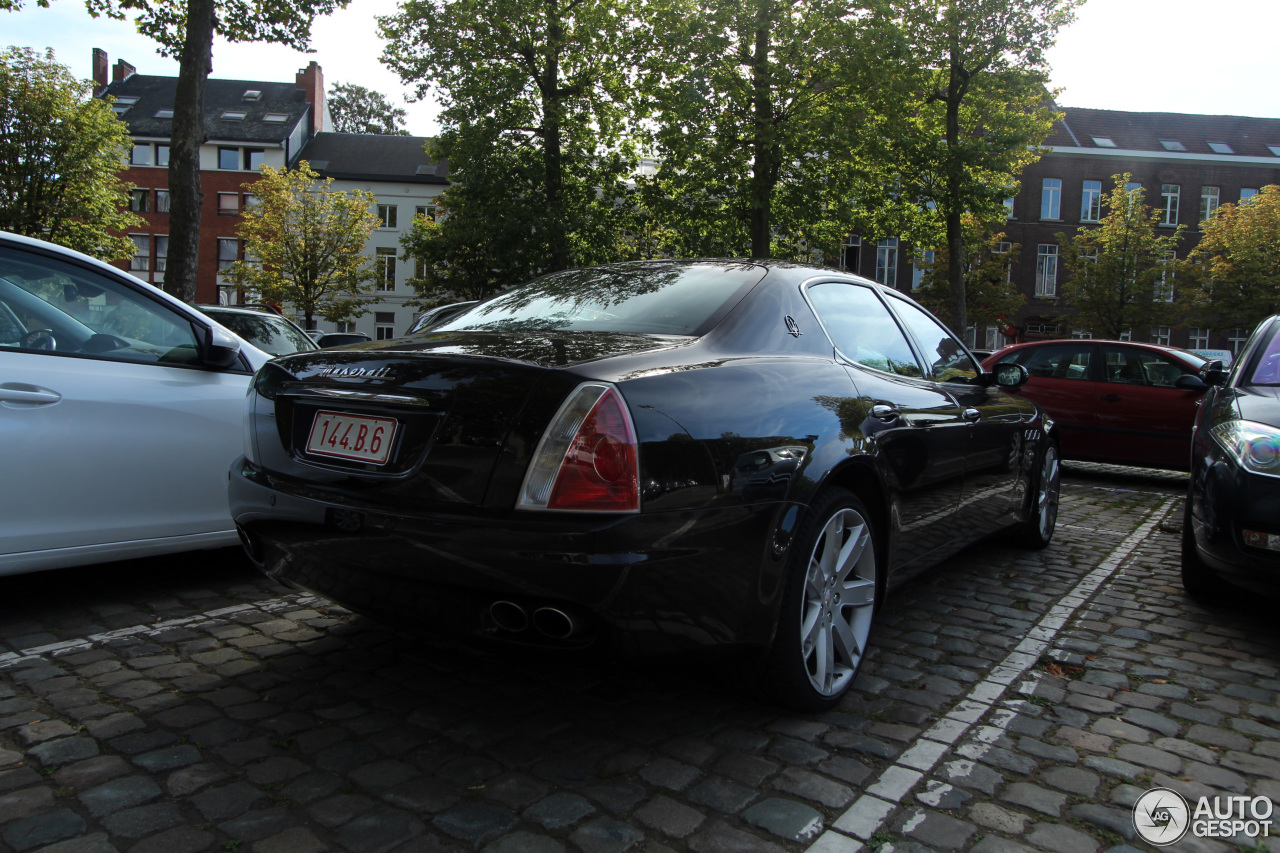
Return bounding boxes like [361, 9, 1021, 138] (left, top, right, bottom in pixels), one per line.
[1200, 359, 1228, 386]
[1175, 373, 1207, 390]
[203, 324, 242, 369]
[990, 360, 1029, 389]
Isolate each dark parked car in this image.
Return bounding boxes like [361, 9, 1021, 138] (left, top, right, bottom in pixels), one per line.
[196, 304, 319, 356]
[406, 301, 479, 335]
[315, 331, 372, 348]
[982, 339, 1210, 470]
[229, 260, 1059, 708]
[1183, 316, 1280, 598]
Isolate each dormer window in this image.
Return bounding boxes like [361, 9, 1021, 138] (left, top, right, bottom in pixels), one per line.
[155, 109, 174, 119]
[1208, 141, 1234, 154]
[222, 110, 247, 121]
[243, 89, 262, 101]
[1159, 139, 1185, 152]
[112, 95, 138, 115]
[1091, 137, 1116, 148]
[263, 113, 289, 122]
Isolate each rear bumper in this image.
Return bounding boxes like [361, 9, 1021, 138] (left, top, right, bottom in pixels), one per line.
[229, 458, 796, 655]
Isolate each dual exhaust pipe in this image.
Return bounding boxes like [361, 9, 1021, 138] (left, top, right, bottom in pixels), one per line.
[489, 600, 581, 639]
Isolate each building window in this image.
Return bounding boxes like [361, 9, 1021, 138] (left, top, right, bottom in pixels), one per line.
[156, 145, 170, 167]
[911, 249, 934, 290]
[218, 147, 239, 170]
[1155, 252, 1175, 302]
[1119, 329, 1132, 342]
[242, 89, 263, 101]
[875, 238, 898, 286]
[1208, 141, 1234, 155]
[217, 238, 239, 272]
[1242, 188, 1260, 202]
[154, 109, 173, 119]
[1201, 186, 1220, 223]
[1091, 136, 1116, 148]
[376, 247, 396, 291]
[1189, 328, 1210, 350]
[1228, 328, 1248, 354]
[1081, 180, 1102, 222]
[1003, 197, 1015, 219]
[1160, 184, 1179, 226]
[221, 110, 247, 121]
[112, 96, 138, 115]
[129, 189, 150, 213]
[414, 257, 427, 279]
[218, 193, 240, 216]
[154, 236, 168, 276]
[841, 235, 860, 273]
[263, 113, 289, 122]
[1151, 326, 1171, 346]
[378, 205, 398, 229]
[1035, 245, 1058, 297]
[1072, 329, 1092, 339]
[1159, 139, 1186, 152]
[415, 205, 439, 221]
[994, 241, 1013, 282]
[129, 235, 149, 271]
[245, 149, 265, 171]
[375, 312, 396, 340]
[130, 144, 152, 166]
[1041, 179, 1062, 219]
[155, 190, 170, 214]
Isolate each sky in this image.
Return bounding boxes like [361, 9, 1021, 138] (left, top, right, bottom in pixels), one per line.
[4, 0, 1279, 138]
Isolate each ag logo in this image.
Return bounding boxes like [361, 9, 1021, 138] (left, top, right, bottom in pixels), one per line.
[1133, 787, 1190, 845]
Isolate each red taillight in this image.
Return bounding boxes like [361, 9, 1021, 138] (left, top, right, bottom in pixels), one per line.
[519, 384, 640, 512]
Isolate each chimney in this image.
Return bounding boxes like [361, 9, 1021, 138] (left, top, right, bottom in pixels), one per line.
[92, 48, 108, 95]
[296, 61, 325, 136]
[113, 58, 136, 84]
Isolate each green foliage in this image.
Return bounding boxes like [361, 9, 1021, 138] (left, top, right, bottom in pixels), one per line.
[1182, 184, 1280, 329]
[637, 0, 912, 261]
[0, 47, 139, 260]
[913, 216, 1025, 333]
[225, 161, 380, 328]
[328, 82, 409, 135]
[1059, 174, 1184, 339]
[889, 0, 1081, 334]
[380, 0, 642, 284]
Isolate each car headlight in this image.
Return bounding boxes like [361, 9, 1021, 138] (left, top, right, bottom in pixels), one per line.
[1210, 420, 1280, 477]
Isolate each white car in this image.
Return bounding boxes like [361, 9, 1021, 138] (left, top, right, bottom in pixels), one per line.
[0, 231, 271, 575]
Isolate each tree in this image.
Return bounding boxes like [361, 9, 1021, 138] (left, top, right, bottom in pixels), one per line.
[328, 82, 410, 135]
[224, 161, 379, 330]
[639, 0, 909, 261]
[912, 215, 1024, 335]
[0, 47, 139, 259]
[380, 0, 641, 278]
[3, 0, 350, 303]
[1182, 184, 1280, 330]
[1059, 174, 1184, 339]
[891, 0, 1080, 336]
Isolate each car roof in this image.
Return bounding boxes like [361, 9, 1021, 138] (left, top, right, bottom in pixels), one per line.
[996, 339, 1204, 363]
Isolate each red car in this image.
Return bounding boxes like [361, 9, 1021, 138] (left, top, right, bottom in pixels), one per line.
[981, 340, 1211, 470]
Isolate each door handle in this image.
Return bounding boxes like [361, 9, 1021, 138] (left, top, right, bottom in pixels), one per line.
[870, 404, 900, 421]
[1100, 394, 1121, 403]
[962, 408, 981, 422]
[0, 382, 62, 406]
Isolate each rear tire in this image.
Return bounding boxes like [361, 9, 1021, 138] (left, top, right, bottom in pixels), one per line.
[759, 488, 879, 711]
[1181, 496, 1218, 600]
[1016, 440, 1060, 549]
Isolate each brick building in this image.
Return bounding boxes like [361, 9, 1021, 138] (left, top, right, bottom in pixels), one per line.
[839, 107, 1280, 354]
[93, 49, 326, 305]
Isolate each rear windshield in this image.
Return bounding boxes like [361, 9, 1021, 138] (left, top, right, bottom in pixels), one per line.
[435, 262, 765, 336]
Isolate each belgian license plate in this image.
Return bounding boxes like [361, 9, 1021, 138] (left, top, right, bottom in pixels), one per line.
[306, 410, 397, 465]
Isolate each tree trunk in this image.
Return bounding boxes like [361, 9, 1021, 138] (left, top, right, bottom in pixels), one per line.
[542, 6, 569, 272]
[163, 0, 216, 302]
[944, 37, 968, 338]
[748, 0, 774, 259]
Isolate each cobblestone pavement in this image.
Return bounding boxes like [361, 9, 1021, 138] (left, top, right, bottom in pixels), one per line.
[2, 463, 1278, 853]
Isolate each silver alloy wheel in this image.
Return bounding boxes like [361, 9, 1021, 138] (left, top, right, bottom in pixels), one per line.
[800, 506, 877, 697]
[1036, 444, 1061, 541]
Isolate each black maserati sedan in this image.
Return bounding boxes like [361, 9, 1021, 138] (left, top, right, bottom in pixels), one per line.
[229, 260, 1060, 709]
[1183, 314, 1280, 599]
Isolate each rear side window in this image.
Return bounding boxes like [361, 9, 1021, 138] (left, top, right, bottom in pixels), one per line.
[1021, 344, 1093, 381]
[1102, 345, 1195, 387]
[436, 262, 764, 337]
[806, 282, 922, 377]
